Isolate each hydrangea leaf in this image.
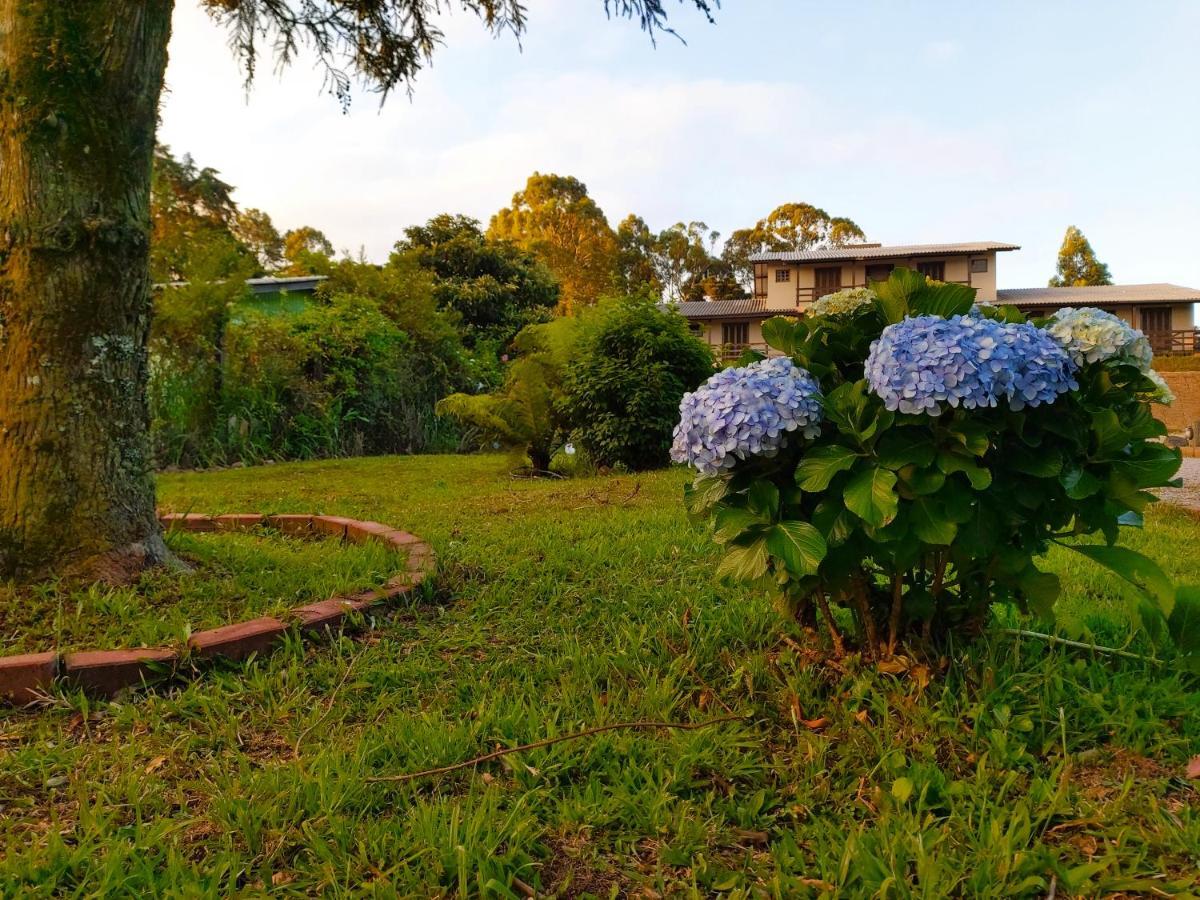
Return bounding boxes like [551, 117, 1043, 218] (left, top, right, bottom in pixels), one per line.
[844, 467, 899, 527]
[796, 445, 860, 491]
[1168, 586, 1200, 656]
[712, 505, 767, 544]
[1060, 466, 1102, 499]
[1114, 444, 1182, 488]
[876, 429, 936, 469]
[911, 497, 957, 545]
[1059, 543, 1174, 615]
[766, 521, 827, 577]
[716, 537, 770, 582]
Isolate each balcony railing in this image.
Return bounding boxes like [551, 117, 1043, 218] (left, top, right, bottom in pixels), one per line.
[1146, 329, 1199, 355]
[717, 342, 769, 362]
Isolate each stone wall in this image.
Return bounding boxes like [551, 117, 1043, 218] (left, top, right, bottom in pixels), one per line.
[1158, 371, 1200, 433]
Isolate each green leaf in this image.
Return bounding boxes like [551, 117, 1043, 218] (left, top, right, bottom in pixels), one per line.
[716, 537, 770, 582]
[947, 420, 991, 457]
[747, 480, 780, 518]
[909, 281, 977, 319]
[1060, 466, 1102, 500]
[712, 505, 766, 544]
[1009, 446, 1062, 478]
[824, 380, 878, 442]
[684, 476, 729, 517]
[898, 465, 945, 496]
[766, 521, 828, 577]
[1169, 586, 1200, 655]
[911, 497, 957, 545]
[1059, 543, 1174, 615]
[939, 452, 992, 490]
[872, 267, 927, 323]
[956, 501, 999, 557]
[761, 316, 800, 356]
[796, 445, 860, 491]
[812, 498, 857, 546]
[891, 777, 914, 803]
[1114, 444, 1182, 488]
[844, 467, 899, 527]
[876, 429, 936, 469]
[1018, 568, 1061, 620]
[1091, 409, 1129, 458]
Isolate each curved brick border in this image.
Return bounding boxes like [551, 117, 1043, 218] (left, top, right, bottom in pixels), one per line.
[0, 514, 436, 707]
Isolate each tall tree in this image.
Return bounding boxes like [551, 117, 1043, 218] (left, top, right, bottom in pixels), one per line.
[488, 173, 618, 315]
[151, 145, 247, 282]
[1048, 225, 1113, 287]
[0, 0, 717, 582]
[655, 220, 722, 303]
[394, 214, 557, 349]
[722, 202, 866, 287]
[233, 208, 285, 273]
[280, 225, 336, 275]
[614, 214, 662, 297]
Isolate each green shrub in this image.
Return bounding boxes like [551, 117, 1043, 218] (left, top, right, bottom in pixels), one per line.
[674, 269, 1196, 665]
[560, 296, 714, 470]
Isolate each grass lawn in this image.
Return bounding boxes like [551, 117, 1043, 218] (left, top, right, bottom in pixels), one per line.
[0, 530, 399, 655]
[1, 454, 1197, 896]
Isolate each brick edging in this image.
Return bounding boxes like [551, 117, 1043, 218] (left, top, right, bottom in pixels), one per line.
[0, 514, 436, 707]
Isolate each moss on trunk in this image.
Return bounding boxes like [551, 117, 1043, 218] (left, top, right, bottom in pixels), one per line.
[0, 1, 176, 581]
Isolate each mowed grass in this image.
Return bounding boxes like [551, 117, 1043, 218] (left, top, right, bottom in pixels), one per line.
[0, 529, 399, 654]
[0, 454, 1197, 897]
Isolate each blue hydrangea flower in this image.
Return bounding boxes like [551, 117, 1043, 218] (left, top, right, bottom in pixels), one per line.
[1046, 307, 1154, 369]
[866, 314, 1077, 416]
[671, 357, 823, 475]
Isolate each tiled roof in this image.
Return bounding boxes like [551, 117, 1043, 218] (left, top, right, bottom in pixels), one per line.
[749, 241, 1019, 263]
[673, 298, 770, 320]
[246, 275, 328, 294]
[996, 283, 1200, 307]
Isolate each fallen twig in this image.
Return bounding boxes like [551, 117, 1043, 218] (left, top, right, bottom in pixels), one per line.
[366, 714, 749, 784]
[999, 628, 1160, 665]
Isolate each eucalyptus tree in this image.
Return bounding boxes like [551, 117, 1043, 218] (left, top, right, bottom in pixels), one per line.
[0, 0, 717, 581]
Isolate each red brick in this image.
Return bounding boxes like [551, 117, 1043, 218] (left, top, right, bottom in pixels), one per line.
[159, 512, 218, 532]
[265, 514, 314, 537]
[1157, 372, 1200, 432]
[406, 548, 436, 573]
[379, 529, 422, 548]
[289, 599, 352, 633]
[188, 617, 286, 661]
[379, 576, 415, 600]
[346, 521, 393, 543]
[212, 513, 265, 532]
[312, 515, 356, 539]
[0, 652, 59, 706]
[64, 648, 177, 698]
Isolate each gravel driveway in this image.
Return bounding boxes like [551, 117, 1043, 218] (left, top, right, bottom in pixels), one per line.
[1158, 455, 1200, 512]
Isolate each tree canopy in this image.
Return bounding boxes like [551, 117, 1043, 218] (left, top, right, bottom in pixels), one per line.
[394, 214, 558, 349]
[1049, 225, 1113, 287]
[723, 202, 867, 286]
[488, 173, 618, 315]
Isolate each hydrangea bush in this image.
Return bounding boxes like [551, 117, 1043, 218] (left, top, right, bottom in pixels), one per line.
[811, 286, 877, 318]
[676, 267, 1196, 665]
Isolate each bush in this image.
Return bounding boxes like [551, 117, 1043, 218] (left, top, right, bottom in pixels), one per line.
[674, 268, 1196, 664]
[149, 259, 470, 467]
[561, 296, 714, 470]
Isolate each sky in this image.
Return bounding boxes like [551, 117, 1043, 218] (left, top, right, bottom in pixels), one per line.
[160, 1, 1200, 291]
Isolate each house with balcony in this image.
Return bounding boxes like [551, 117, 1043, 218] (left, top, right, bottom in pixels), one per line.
[676, 241, 1200, 359]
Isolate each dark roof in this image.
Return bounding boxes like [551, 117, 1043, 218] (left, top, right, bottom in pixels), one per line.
[674, 298, 769, 320]
[750, 241, 1019, 264]
[996, 283, 1200, 307]
[246, 275, 327, 295]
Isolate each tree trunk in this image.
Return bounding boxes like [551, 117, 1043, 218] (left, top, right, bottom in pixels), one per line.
[0, 1, 175, 581]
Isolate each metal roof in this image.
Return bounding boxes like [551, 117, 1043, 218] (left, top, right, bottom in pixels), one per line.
[673, 298, 769, 320]
[246, 275, 327, 294]
[996, 283, 1200, 307]
[749, 241, 1020, 263]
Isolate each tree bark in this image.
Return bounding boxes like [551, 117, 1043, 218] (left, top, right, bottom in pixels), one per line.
[0, 1, 175, 581]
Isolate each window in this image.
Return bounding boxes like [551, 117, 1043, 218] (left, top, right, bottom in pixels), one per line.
[775, 268, 791, 283]
[753, 263, 768, 298]
[722, 322, 749, 347]
[1141, 307, 1172, 334]
[865, 263, 894, 283]
[917, 261, 945, 281]
[970, 257, 988, 274]
[814, 266, 842, 298]
[687, 321, 703, 336]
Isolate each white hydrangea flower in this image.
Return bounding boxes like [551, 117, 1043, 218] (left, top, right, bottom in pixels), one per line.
[1145, 369, 1175, 405]
[811, 287, 876, 318]
[1046, 307, 1154, 369]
